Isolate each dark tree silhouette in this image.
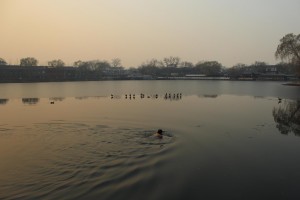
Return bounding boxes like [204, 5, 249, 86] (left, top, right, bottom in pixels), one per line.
[111, 58, 122, 68]
[194, 61, 223, 75]
[48, 59, 65, 67]
[275, 33, 300, 75]
[163, 56, 180, 68]
[0, 58, 7, 65]
[20, 57, 38, 66]
[0, 99, 9, 105]
[22, 98, 39, 105]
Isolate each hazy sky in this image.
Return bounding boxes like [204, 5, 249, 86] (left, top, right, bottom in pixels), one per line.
[1, 0, 300, 67]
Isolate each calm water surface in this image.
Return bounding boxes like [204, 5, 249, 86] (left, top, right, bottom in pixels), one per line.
[0, 81, 299, 200]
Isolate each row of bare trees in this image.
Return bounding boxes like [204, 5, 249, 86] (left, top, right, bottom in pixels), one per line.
[0, 57, 64, 67]
[0, 57, 122, 69]
[1, 33, 299, 74]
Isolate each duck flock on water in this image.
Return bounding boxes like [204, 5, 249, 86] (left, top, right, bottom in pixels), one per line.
[110, 93, 182, 100]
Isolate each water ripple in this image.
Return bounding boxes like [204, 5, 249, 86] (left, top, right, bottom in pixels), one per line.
[0, 122, 176, 200]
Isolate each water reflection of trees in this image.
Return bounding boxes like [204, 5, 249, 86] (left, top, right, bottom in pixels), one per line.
[22, 98, 39, 105]
[49, 97, 65, 102]
[0, 99, 9, 105]
[197, 94, 218, 98]
[75, 96, 108, 100]
[272, 100, 300, 136]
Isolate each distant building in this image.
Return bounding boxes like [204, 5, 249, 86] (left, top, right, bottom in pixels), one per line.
[266, 67, 278, 74]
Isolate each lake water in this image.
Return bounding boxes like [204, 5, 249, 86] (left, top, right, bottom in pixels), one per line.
[0, 80, 299, 200]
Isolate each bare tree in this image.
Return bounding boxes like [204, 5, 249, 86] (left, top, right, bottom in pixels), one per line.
[73, 60, 83, 67]
[163, 56, 181, 68]
[111, 58, 122, 68]
[20, 57, 38, 66]
[0, 58, 7, 65]
[194, 61, 222, 75]
[146, 59, 164, 68]
[275, 33, 300, 74]
[48, 59, 65, 67]
[179, 61, 194, 68]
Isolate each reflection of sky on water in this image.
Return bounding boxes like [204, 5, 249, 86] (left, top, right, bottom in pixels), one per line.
[0, 120, 176, 200]
[0, 81, 298, 99]
[0, 95, 299, 136]
[1, 93, 300, 199]
[49, 97, 65, 102]
[1, 81, 299, 200]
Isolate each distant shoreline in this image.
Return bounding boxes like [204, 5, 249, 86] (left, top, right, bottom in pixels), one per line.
[1, 64, 298, 84]
[0, 79, 299, 85]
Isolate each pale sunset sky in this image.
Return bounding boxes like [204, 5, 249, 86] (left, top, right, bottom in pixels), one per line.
[1, 0, 300, 67]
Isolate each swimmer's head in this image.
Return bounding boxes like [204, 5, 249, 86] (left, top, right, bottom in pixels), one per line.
[157, 129, 163, 135]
